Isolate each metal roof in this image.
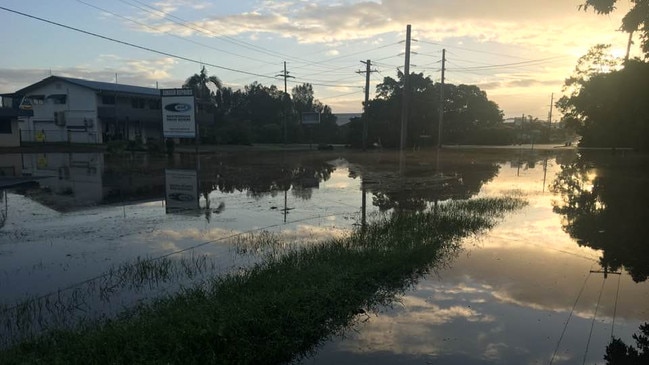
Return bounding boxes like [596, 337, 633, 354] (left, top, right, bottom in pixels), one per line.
[13, 76, 160, 97]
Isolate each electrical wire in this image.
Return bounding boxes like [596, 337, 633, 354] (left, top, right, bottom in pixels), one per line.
[0, 6, 279, 81]
[549, 270, 592, 365]
[0, 6, 362, 89]
[582, 277, 607, 365]
[610, 272, 622, 339]
[73, 0, 271, 66]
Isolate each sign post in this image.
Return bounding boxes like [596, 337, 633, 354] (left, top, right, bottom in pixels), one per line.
[161, 88, 196, 139]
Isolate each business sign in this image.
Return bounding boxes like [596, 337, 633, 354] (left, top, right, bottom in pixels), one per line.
[161, 88, 196, 138]
[301, 112, 321, 125]
[164, 169, 199, 213]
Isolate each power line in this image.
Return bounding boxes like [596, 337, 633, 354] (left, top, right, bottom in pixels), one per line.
[447, 56, 569, 71]
[582, 277, 607, 365]
[610, 273, 622, 339]
[549, 270, 592, 365]
[73, 0, 270, 66]
[0, 6, 362, 90]
[419, 39, 532, 60]
[0, 6, 279, 81]
[116, 0, 306, 64]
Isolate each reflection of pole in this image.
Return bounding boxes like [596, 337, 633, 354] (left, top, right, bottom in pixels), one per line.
[284, 189, 287, 223]
[361, 181, 367, 231]
[542, 157, 548, 192]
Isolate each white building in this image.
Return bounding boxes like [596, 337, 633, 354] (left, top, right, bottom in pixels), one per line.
[9, 76, 163, 144]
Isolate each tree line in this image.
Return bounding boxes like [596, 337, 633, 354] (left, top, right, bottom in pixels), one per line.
[182, 67, 338, 145]
[182, 67, 510, 148]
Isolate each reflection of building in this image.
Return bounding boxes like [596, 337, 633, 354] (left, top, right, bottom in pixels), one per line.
[22, 153, 104, 209]
[0, 154, 22, 177]
[6, 76, 162, 144]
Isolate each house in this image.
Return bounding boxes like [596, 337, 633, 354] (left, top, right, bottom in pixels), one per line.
[0, 95, 32, 147]
[334, 113, 362, 127]
[7, 76, 163, 144]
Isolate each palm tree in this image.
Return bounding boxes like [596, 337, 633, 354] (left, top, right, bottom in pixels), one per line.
[182, 66, 223, 106]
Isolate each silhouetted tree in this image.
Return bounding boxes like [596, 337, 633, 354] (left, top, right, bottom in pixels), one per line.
[604, 323, 649, 364]
[581, 0, 649, 58]
[557, 47, 649, 149]
[363, 71, 504, 148]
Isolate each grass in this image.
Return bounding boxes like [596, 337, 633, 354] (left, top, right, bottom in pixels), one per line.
[0, 197, 525, 365]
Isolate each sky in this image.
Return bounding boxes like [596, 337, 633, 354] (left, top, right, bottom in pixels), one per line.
[0, 0, 638, 119]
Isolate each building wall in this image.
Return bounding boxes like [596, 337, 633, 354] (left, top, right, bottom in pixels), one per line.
[24, 81, 100, 143]
[0, 119, 20, 147]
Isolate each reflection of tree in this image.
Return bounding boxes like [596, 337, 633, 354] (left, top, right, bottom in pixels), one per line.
[604, 323, 649, 364]
[551, 153, 649, 282]
[347, 152, 501, 213]
[199, 153, 335, 201]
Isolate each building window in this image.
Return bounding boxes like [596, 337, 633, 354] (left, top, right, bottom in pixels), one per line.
[148, 99, 161, 110]
[0, 120, 12, 134]
[46, 94, 67, 105]
[102, 95, 116, 105]
[28, 95, 45, 105]
[131, 98, 145, 109]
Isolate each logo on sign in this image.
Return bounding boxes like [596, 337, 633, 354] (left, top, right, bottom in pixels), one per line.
[164, 103, 192, 112]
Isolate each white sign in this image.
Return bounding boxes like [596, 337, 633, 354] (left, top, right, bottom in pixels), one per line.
[165, 169, 199, 213]
[161, 88, 196, 138]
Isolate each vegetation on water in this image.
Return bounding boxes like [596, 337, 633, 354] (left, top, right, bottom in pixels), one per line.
[0, 197, 525, 364]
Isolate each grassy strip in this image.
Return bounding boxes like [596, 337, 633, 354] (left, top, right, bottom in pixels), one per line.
[1, 197, 525, 365]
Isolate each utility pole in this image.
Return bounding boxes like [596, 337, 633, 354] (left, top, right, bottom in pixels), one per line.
[276, 61, 294, 145]
[437, 49, 446, 149]
[548, 93, 554, 127]
[625, 31, 634, 62]
[358, 60, 378, 150]
[400, 24, 412, 151]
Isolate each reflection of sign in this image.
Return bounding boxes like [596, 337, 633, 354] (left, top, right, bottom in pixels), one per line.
[37, 155, 48, 168]
[302, 112, 320, 125]
[161, 88, 196, 138]
[165, 169, 199, 213]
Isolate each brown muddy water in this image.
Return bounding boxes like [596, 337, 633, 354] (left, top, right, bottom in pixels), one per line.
[0, 147, 647, 364]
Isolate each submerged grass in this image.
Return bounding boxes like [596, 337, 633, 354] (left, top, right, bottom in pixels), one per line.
[1, 197, 525, 365]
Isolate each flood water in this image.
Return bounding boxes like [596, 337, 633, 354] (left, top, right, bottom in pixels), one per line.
[0, 147, 648, 364]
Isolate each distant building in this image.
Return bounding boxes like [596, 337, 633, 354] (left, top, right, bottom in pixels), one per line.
[334, 113, 362, 127]
[4, 76, 163, 144]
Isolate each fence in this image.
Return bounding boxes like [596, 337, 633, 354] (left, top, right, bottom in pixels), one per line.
[20, 129, 100, 144]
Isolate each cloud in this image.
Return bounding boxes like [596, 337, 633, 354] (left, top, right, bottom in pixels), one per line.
[0, 56, 181, 93]
[135, 0, 628, 51]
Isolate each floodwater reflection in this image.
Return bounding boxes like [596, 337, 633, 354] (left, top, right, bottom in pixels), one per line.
[551, 151, 649, 282]
[0, 148, 648, 363]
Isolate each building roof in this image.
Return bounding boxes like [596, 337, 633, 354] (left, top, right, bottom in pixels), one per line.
[12, 76, 160, 97]
[334, 113, 362, 126]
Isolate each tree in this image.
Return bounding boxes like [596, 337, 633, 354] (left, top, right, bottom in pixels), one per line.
[581, 0, 649, 58]
[557, 52, 649, 149]
[364, 71, 503, 148]
[182, 66, 223, 106]
[604, 323, 649, 364]
[554, 45, 649, 149]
